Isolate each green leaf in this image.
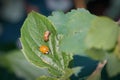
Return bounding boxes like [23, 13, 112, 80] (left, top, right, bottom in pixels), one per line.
[85, 17, 119, 50]
[72, 67, 83, 77]
[49, 8, 97, 55]
[106, 54, 120, 77]
[20, 11, 72, 77]
[0, 50, 49, 80]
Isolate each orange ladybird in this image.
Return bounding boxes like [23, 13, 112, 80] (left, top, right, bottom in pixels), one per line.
[44, 31, 50, 42]
[39, 45, 49, 54]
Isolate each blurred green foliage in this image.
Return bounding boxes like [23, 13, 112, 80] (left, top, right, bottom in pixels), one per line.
[1, 8, 120, 80]
[0, 50, 49, 80]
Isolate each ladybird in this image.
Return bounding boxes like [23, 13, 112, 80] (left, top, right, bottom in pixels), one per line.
[39, 45, 49, 54]
[44, 31, 50, 42]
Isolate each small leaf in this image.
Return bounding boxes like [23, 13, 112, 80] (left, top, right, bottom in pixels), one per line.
[85, 17, 119, 50]
[72, 67, 83, 77]
[106, 54, 120, 77]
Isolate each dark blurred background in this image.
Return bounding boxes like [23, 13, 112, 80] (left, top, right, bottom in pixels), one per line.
[0, 0, 120, 80]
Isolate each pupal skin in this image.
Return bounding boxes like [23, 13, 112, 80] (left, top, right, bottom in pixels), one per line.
[44, 31, 51, 42]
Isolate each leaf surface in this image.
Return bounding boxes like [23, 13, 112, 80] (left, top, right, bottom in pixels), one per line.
[85, 17, 119, 50]
[20, 11, 72, 77]
[49, 9, 96, 55]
